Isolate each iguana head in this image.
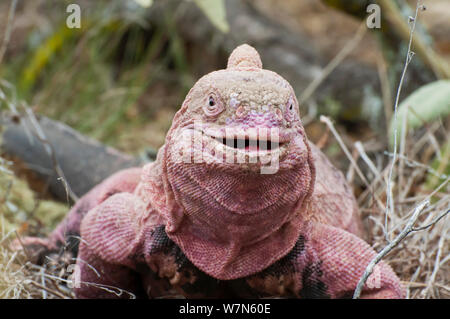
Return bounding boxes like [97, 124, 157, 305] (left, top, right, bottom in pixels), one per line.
[167, 44, 308, 174]
[154, 44, 315, 279]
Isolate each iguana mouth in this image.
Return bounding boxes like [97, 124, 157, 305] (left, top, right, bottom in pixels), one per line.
[194, 126, 291, 154]
[218, 136, 283, 151]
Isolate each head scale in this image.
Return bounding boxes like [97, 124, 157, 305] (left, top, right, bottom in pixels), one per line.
[227, 44, 263, 70]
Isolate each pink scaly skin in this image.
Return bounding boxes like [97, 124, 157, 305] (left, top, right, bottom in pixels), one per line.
[17, 44, 404, 299]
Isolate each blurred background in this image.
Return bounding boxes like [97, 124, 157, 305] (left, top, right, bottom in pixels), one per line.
[0, 0, 449, 298]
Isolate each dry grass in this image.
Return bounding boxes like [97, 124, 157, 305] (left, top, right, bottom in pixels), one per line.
[338, 120, 449, 299]
[316, 113, 449, 299]
[0, 156, 72, 299]
[0, 230, 74, 299]
[358, 141, 449, 298]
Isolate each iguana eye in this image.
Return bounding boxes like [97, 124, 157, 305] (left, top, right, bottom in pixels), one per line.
[285, 96, 296, 121]
[203, 93, 224, 118]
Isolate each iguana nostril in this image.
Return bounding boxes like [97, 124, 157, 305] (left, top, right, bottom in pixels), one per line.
[275, 109, 283, 121]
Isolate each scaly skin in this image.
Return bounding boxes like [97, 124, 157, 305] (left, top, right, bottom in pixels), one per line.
[16, 44, 404, 299]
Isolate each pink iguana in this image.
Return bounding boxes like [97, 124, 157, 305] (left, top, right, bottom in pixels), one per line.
[17, 44, 404, 299]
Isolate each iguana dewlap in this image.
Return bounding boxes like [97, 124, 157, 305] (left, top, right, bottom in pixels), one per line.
[18, 44, 404, 299]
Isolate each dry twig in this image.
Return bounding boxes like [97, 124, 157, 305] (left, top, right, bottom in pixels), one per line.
[385, 0, 425, 242]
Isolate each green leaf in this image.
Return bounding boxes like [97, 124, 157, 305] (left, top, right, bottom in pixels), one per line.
[194, 0, 230, 33]
[389, 80, 450, 146]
